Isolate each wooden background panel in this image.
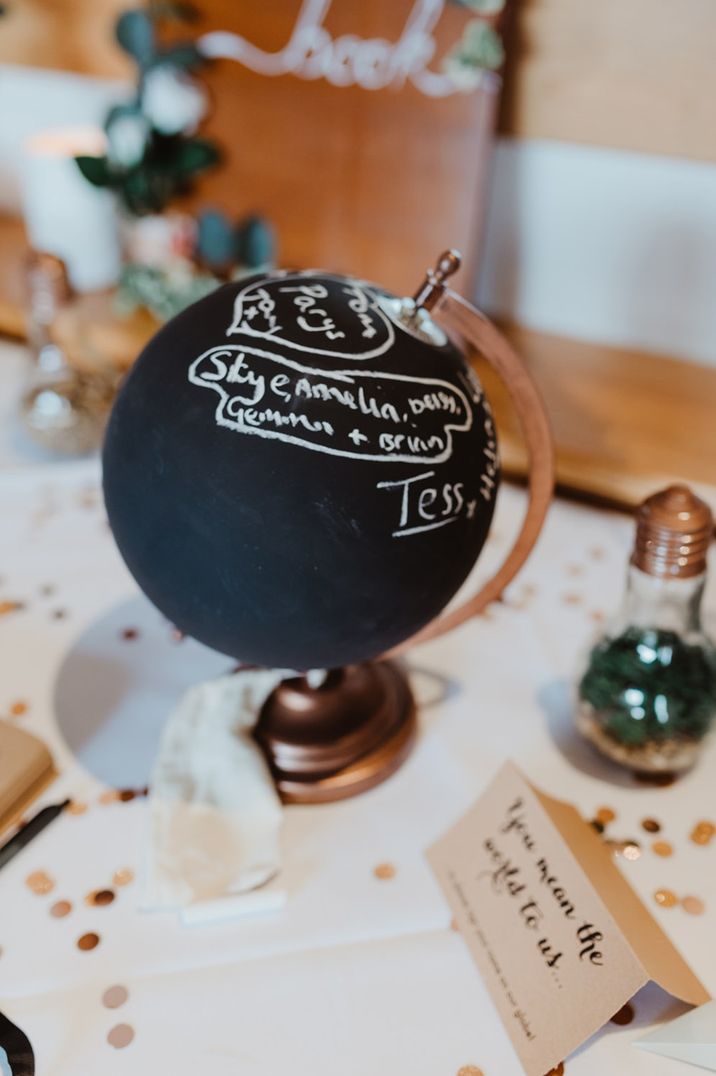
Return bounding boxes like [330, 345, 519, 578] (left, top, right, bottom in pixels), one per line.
[0, 0, 130, 77]
[499, 0, 716, 163]
[172, 2, 499, 293]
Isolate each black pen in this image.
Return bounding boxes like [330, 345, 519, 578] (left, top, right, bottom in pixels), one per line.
[0, 799, 70, 871]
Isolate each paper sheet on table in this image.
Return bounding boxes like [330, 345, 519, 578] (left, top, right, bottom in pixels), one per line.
[634, 999, 716, 1071]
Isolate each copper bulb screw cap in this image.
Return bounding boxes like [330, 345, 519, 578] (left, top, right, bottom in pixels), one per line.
[631, 485, 713, 579]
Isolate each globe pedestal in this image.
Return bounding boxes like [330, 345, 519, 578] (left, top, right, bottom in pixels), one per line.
[254, 662, 417, 803]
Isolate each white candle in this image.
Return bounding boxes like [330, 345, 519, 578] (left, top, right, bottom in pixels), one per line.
[21, 125, 122, 292]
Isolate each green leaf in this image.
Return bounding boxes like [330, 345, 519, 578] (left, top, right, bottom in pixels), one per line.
[172, 137, 221, 177]
[197, 208, 235, 269]
[455, 20, 505, 70]
[235, 215, 275, 270]
[116, 10, 156, 67]
[452, 0, 505, 13]
[152, 41, 205, 71]
[75, 155, 113, 188]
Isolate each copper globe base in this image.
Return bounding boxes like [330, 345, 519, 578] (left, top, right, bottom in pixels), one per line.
[254, 661, 417, 804]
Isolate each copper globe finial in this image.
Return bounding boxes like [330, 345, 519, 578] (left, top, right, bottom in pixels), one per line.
[631, 484, 713, 579]
[412, 249, 462, 312]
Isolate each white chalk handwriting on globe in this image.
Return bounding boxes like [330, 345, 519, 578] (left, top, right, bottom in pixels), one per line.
[188, 345, 473, 465]
[227, 274, 395, 360]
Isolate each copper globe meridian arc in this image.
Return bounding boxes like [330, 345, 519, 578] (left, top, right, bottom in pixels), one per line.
[101, 270, 500, 670]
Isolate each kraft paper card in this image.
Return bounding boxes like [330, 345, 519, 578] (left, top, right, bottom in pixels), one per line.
[427, 761, 709, 1076]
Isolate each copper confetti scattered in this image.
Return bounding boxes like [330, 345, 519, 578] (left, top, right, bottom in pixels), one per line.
[67, 801, 87, 816]
[113, 868, 135, 887]
[0, 600, 23, 616]
[107, 1024, 134, 1049]
[590, 610, 606, 624]
[457, 1067, 484, 1076]
[450, 917, 459, 932]
[118, 789, 136, 802]
[9, 700, 28, 717]
[26, 870, 54, 895]
[561, 592, 583, 606]
[641, 818, 661, 834]
[77, 932, 100, 951]
[589, 546, 605, 560]
[102, 985, 129, 1010]
[654, 888, 678, 908]
[682, 895, 705, 916]
[99, 789, 120, 805]
[120, 627, 139, 641]
[545, 1064, 565, 1076]
[51, 608, 67, 620]
[85, 888, 115, 908]
[595, 807, 615, 825]
[566, 564, 584, 577]
[50, 900, 72, 918]
[171, 627, 185, 643]
[373, 862, 396, 880]
[651, 840, 673, 858]
[610, 1002, 635, 1026]
[621, 842, 642, 861]
[690, 821, 715, 845]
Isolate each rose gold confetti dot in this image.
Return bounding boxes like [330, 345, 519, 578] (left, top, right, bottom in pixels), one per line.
[566, 564, 584, 577]
[50, 899, 72, 918]
[26, 870, 54, 895]
[67, 801, 87, 816]
[171, 628, 185, 643]
[652, 840, 673, 857]
[450, 917, 459, 932]
[102, 985, 129, 1010]
[0, 600, 23, 616]
[120, 627, 139, 641]
[621, 842, 642, 861]
[691, 821, 716, 844]
[113, 868, 134, 887]
[589, 547, 605, 560]
[641, 818, 661, 833]
[118, 789, 136, 802]
[77, 932, 100, 951]
[9, 700, 27, 716]
[595, 807, 615, 825]
[682, 895, 705, 916]
[457, 1067, 484, 1076]
[561, 592, 583, 606]
[373, 862, 396, 880]
[107, 1023, 134, 1049]
[654, 888, 678, 908]
[99, 789, 120, 805]
[589, 610, 606, 624]
[85, 888, 115, 907]
[611, 1002, 635, 1025]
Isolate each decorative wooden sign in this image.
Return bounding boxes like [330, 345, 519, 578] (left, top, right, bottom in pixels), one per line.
[178, 0, 504, 294]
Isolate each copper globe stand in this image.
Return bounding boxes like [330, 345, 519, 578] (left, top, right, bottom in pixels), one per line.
[254, 662, 417, 804]
[256, 250, 554, 805]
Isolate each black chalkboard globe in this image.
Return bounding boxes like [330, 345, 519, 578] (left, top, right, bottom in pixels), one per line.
[103, 270, 500, 669]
